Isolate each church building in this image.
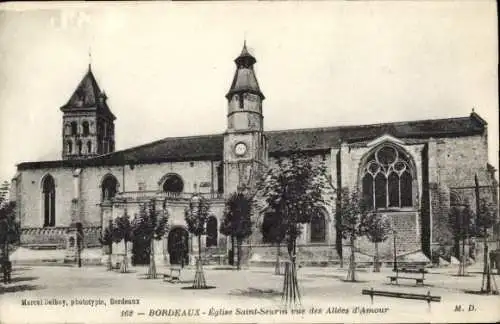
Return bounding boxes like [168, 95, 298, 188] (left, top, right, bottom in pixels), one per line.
[10, 44, 498, 266]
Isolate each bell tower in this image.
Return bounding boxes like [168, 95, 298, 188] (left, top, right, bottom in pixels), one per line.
[60, 65, 116, 160]
[224, 42, 268, 195]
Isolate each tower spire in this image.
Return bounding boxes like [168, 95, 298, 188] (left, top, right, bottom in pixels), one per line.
[226, 42, 264, 100]
[88, 46, 92, 71]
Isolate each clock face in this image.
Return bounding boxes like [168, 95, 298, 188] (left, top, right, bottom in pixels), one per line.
[234, 142, 247, 156]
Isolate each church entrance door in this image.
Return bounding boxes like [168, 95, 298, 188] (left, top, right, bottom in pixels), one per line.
[168, 227, 189, 266]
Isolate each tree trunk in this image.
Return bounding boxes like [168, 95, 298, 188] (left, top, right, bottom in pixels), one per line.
[4, 241, 9, 261]
[282, 236, 301, 307]
[373, 242, 380, 272]
[107, 243, 113, 270]
[347, 236, 356, 281]
[149, 238, 156, 279]
[121, 240, 128, 273]
[231, 235, 235, 266]
[481, 227, 492, 293]
[287, 238, 294, 262]
[458, 236, 466, 276]
[198, 235, 202, 262]
[275, 242, 281, 275]
[453, 236, 460, 259]
[236, 238, 242, 270]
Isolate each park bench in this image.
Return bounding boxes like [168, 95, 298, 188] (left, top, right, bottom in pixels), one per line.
[362, 288, 440, 308]
[388, 267, 427, 286]
[163, 266, 182, 283]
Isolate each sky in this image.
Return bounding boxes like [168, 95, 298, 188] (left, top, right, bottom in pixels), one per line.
[0, 1, 498, 183]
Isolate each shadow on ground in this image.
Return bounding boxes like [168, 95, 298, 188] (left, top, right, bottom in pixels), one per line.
[181, 286, 217, 290]
[450, 274, 477, 278]
[7, 276, 39, 284]
[0, 284, 45, 294]
[229, 287, 282, 299]
[463, 289, 499, 295]
[304, 273, 347, 281]
[340, 279, 370, 283]
[12, 267, 34, 272]
[212, 266, 237, 271]
[136, 274, 167, 280]
[382, 282, 435, 288]
[165, 280, 194, 284]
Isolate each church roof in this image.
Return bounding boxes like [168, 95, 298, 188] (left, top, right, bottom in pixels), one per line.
[266, 113, 487, 153]
[60, 66, 116, 120]
[17, 113, 486, 170]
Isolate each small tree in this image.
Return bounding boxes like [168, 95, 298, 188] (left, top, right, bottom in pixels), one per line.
[261, 211, 287, 275]
[184, 194, 211, 289]
[112, 210, 133, 273]
[338, 188, 370, 282]
[0, 181, 20, 263]
[475, 198, 498, 293]
[133, 199, 169, 279]
[360, 212, 391, 272]
[222, 192, 253, 270]
[99, 219, 114, 270]
[256, 149, 328, 305]
[219, 211, 235, 266]
[448, 204, 475, 276]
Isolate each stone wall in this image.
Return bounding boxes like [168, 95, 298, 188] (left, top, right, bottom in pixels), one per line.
[17, 159, 222, 229]
[17, 168, 76, 228]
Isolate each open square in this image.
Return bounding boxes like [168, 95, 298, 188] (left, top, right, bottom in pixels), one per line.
[1, 263, 499, 323]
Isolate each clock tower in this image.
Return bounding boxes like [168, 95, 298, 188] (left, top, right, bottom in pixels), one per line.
[223, 42, 267, 195]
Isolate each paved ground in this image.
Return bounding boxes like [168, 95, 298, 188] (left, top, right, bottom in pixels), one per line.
[1, 263, 499, 323]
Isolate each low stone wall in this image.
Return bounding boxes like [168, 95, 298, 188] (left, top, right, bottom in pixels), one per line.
[20, 226, 102, 249]
[21, 227, 67, 249]
[246, 244, 340, 266]
[10, 247, 103, 266]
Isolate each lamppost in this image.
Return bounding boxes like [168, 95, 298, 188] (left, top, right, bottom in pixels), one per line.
[392, 228, 398, 272]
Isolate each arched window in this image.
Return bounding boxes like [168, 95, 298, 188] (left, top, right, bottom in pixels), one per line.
[64, 124, 71, 135]
[162, 174, 184, 193]
[42, 175, 56, 227]
[400, 171, 412, 207]
[77, 140, 83, 155]
[206, 216, 218, 247]
[71, 122, 78, 135]
[82, 121, 90, 136]
[361, 145, 414, 209]
[101, 175, 118, 202]
[67, 140, 73, 154]
[310, 212, 326, 243]
[87, 141, 92, 154]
